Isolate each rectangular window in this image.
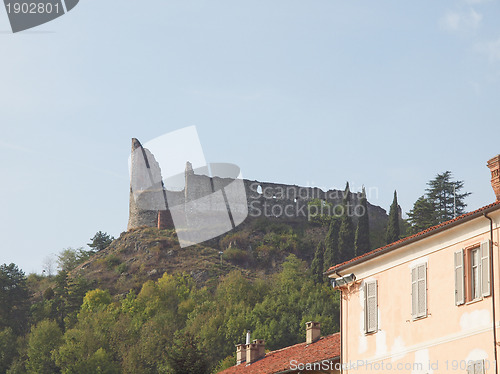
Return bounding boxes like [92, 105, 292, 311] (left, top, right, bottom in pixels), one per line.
[364, 280, 378, 333]
[411, 263, 427, 319]
[454, 241, 490, 305]
[471, 248, 480, 300]
[466, 359, 484, 374]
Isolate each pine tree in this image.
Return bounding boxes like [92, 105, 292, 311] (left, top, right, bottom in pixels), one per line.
[407, 195, 439, 234]
[323, 219, 340, 271]
[338, 182, 355, 263]
[354, 187, 370, 256]
[386, 190, 400, 244]
[425, 171, 471, 223]
[87, 231, 114, 253]
[0, 263, 29, 335]
[311, 242, 324, 284]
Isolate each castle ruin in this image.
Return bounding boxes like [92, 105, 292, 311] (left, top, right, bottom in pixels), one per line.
[127, 138, 388, 234]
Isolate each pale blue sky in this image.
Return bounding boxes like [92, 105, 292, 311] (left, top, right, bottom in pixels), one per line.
[1, 0, 500, 273]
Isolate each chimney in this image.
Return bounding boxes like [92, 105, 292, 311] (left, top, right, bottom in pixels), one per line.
[306, 321, 321, 344]
[236, 344, 246, 365]
[253, 339, 265, 358]
[246, 339, 265, 363]
[488, 155, 500, 201]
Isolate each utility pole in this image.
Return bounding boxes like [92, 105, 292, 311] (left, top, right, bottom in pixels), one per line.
[453, 184, 456, 218]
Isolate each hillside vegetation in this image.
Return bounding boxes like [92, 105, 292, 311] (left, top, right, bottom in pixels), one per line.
[1, 211, 389, 373]
[71, 218, 342, 295]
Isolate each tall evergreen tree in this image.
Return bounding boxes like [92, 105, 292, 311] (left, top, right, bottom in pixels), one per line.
[324, 219, 340, 271]
[338, 182, 355, 263]
[311, 242, 324, 284]
[354, 187, 370, 256]
[386, 190, 400, 244]
[425, 171, 471, 223]
[407, 195, 439, 234]
[0, 263, 29, 335]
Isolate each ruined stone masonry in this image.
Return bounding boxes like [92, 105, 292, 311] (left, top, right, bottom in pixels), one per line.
[127, 138, 388, 232]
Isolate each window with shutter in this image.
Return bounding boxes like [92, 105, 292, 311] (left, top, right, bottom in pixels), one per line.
[467, 360, 484, 374]
[454, 250, 465, 305]
[411, 264, 427, 319]
[365, 280, 378, 333]
[471, 248, 481, 300]
[480, 241, 491, 297]
[456, 241, 491, 306]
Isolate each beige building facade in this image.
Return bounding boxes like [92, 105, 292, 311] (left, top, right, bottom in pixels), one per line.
[327, 155, 500, 374]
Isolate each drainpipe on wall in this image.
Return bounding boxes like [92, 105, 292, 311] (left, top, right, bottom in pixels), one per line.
[335, 272, 344, 374]
[484, 213, 498, 374]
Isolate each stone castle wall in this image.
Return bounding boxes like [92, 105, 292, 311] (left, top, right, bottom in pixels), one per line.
[127, 139, 388, 231]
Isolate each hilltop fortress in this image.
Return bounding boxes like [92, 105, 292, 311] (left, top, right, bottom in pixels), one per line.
[127, 138, 388, 233]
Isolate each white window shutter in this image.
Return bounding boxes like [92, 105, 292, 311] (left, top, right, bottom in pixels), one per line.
[417, 264, 427, 317]
[411, 267, 418, 319]
[467, 362, 474, 374]
[411, 264, 427, 319]
[364, 282, 369, 333]
[474, 360, 484, 374]
[481, 241, 491, 297]
[454, 250, 465, 305]
[365, 280, 378, 333]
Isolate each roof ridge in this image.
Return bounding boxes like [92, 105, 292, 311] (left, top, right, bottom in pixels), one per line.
[263, 332, 340, 357]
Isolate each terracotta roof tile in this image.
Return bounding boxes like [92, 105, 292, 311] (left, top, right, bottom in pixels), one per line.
[327, 200, 500, 273]
[219, 333, 340, 374]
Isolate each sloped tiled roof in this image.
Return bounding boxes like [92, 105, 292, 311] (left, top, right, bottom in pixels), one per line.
[326, 200, 500, 274]
[219, 333, 340, 374]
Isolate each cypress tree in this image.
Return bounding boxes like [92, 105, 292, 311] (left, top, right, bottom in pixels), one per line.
[338, 182, 355, 263]
[311, 242, 325, 284]
[354, 187, 370, 256]
[386, 190, 400, 244]
[324, 219, 340, 271]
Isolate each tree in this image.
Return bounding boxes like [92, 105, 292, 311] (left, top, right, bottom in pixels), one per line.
[307, 199, 334, 226]
[80, 289, 112, 313]
[407, 196, 439, 235]
[166, 332, 208, 374]
[354, 187, 370, 256]
[0, 263, 29, 334]
[425, 171, 471, 223]
[406, 171, 471, 234]
[82, 348, 120, 374]
[0, 328, 16, 372]
[323, 219, 340, 271]
[57, 248, 89, 272]
[26, 320, 63, 374]
[338, 183, 355, 263]
[386, 190, 400, 244]
[311, 242, 324, 284]
[42, 256, 56, 277]
[87, 232, 114, 253]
